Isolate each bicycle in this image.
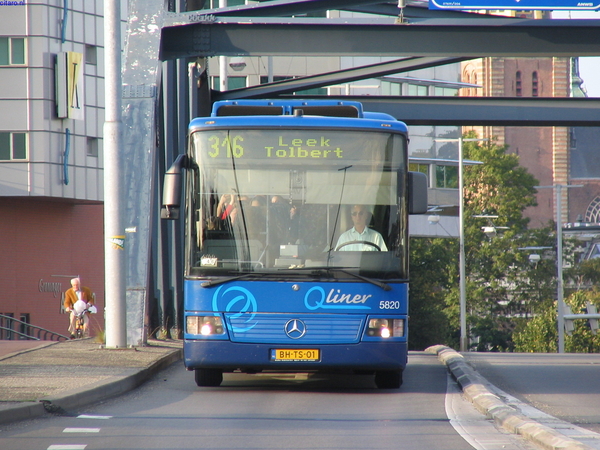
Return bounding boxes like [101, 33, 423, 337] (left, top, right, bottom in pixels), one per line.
[72, 300, 97, 339]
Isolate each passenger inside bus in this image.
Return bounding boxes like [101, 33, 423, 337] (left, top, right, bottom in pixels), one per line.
[335, 205, 388, 251]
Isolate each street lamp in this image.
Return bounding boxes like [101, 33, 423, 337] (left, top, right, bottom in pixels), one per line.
[435, 137, 487, 352]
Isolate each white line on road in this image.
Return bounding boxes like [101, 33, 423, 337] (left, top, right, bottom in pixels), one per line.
[47, 445, 87, 450]
[63, 428, 101, 433]
[77, 414, 112, 419]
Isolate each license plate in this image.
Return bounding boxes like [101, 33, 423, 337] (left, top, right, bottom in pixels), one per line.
[271, 349, 320, 362]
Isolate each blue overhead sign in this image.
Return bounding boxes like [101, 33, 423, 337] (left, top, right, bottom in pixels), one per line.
[429, 1, 600, 10]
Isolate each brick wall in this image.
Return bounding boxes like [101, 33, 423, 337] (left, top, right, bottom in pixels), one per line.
[0, 199, 104, 338]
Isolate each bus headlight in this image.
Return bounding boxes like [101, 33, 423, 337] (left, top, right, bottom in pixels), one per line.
[367, 318, 404, 338]
[187, 315, 225, 335]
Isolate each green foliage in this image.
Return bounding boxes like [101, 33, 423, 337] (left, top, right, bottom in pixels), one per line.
[408, 237, 454, 350]
[410, 131, 600, 353]
[513, 305, 557, 352]
[514, 289, 600, 352]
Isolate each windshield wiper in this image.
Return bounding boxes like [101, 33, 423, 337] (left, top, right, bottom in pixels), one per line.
[287, 266, 392, 291]
[201, 272, 264, 288]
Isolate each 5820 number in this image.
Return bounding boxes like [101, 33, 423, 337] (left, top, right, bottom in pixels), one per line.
[379, 301, 400, 310]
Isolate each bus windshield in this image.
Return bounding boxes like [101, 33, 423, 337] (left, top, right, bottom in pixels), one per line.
[187, 128, 408, 279]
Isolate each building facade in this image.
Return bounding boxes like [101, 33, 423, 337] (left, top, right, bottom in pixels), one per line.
[461, 54, 600, 230]
[0, 1, 111, 337]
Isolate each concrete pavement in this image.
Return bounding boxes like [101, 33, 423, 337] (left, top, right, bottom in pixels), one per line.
[0, 338, 182, 424]
[428, 345, 598, 450]
[0, 339, 597, 450]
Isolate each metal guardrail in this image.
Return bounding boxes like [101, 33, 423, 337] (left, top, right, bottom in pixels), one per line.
[0, 314, 69, 341]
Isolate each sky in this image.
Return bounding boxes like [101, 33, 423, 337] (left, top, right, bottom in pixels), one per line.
[552, 10, 600, 97]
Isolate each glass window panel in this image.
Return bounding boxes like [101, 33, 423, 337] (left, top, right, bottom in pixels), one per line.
[12, 133, 26, 159]
[444, 165, 458, 188]
[435, 165, 458, 188]
[190, 129, 407, 277]
[10, 38, 25, 65]
[0, 38, 8, 65]
[0, 133, 10, 160]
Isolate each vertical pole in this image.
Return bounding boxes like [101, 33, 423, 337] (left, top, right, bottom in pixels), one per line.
[104, 0, 127, 348]
[459, 137, 467, 352]
[219, 0, 228, 92]
[267, 56, 274, 83]
[556, 185, 565, 353]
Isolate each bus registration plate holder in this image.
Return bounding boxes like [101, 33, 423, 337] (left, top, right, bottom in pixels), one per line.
[271, 349, 320, 362]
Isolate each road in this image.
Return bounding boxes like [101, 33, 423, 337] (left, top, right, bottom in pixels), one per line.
[463, 352, 600, 434]
[0, 352, 534, 450]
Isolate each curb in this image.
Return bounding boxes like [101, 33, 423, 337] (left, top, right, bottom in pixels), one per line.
[427, 345, 594, 450]
[0, 347, 182, 425]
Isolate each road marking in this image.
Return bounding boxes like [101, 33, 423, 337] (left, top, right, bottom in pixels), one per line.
[77, 414, 112, 419]
[48, 445, 87, 450]
[445, 373, 535, 450]
[63, 428, 101, 433]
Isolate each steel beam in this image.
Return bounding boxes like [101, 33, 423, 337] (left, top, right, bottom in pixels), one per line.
[161, 17, 600, 60]
[213, 56, 472, 101]
[197, 0, 490, 19]
[274, 95, 600, 126]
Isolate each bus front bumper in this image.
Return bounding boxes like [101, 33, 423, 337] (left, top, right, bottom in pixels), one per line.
[183, 340, 407, 372]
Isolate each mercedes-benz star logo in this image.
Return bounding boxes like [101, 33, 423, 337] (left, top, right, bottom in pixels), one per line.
[284, 319, 306, 339]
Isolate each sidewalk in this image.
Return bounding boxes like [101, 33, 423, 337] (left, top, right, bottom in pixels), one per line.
[0, 338, 182, 424]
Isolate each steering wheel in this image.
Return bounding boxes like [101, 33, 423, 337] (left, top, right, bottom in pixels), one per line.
[335, 240, 381, 251]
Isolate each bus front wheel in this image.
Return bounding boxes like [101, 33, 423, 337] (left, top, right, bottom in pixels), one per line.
[374, 370, 403, 389]
[195, 368, 223, 387]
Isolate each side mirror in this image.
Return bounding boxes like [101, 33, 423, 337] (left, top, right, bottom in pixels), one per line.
[161, 154, 188, 220]
[408, 171, 428, 214]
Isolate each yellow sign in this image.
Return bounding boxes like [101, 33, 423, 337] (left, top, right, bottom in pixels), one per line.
[108, 236, 125, 250]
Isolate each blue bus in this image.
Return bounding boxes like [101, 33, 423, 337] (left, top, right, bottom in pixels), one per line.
[162, 99, 428, 389]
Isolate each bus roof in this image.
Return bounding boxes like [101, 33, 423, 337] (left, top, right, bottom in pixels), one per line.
[189, 100, 407, 133]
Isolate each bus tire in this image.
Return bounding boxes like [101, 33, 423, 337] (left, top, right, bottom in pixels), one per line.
[374, 370, 403, 389]
[195, 368, 223, 387]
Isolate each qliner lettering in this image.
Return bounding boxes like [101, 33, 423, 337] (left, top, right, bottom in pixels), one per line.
[326, 289, 372, 304]
[264, 135, 343, 159]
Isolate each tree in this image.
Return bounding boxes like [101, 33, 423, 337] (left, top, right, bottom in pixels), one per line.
[514, 253, 600, 353]
[514, 289, 600, 353]
[408, 237, 454, 350]
[449, 132, 540, 350]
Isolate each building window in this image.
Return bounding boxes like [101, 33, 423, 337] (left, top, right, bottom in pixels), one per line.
[259, 76, 327, 95]
[212, 76, 247, 90]
[516, 71, 522, 97]
[19, 313, 30, 340]
[0, 37, 26, 65]
[433, 87, 459, 96]
[85, 45, 97, 65]
[409, 163, 430, 186]
[532, 71, 539, 97]
[0, 313, 14, 340]
[435, 165, 458, 189]
[407, 84, 428, 96]
[87, 137, 99, 157]
[0, 132, 27, 160]
[381, 81, 402, 96]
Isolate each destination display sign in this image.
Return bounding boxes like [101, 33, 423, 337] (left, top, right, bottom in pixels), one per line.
[193, 129, 402, 166]
[429, 0, 600, 10]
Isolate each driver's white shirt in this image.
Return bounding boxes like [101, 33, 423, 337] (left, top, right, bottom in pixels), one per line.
[336, 226, 388, 251]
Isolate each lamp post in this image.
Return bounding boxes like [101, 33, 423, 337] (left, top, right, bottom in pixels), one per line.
[435, 137, 487, 352]
[535, 184, 582, 353]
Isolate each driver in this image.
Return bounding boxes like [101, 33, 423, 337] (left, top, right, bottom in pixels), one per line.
[335, 205, 388, 251]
